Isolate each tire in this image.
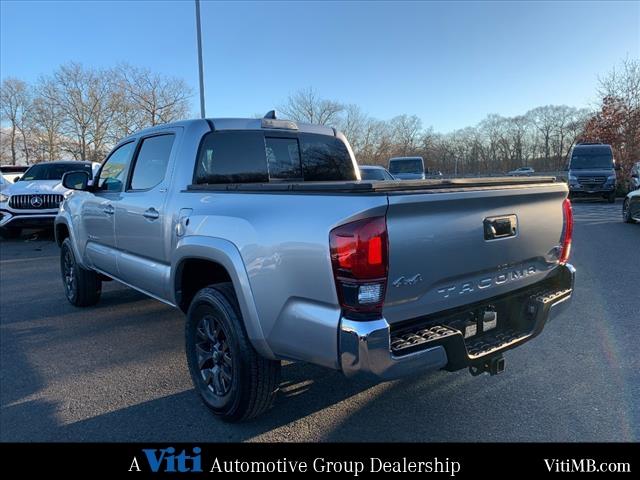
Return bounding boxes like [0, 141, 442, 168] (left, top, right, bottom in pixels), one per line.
[185, 283, 281, 422]
[0, 227, 21, 239]
[623, 199, 634, 223]
[60, 238, 102, 306]
[607, 192, 616, 203]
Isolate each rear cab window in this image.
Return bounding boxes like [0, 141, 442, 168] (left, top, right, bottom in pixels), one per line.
[194, 130, 356, 184]
[265, 137, 302, 181]
[300, 133, 355, 181]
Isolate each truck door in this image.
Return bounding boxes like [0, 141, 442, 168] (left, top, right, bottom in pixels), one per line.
[82, 141, 136, 275]
[114, 132, 176, 299]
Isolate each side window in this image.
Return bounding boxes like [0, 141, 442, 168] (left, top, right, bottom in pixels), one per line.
[265, 137, 302, 181]
[195, 131, 268, 184]
[98, 142, 135, 192]
[130, 134, 175, 190]
[300, 133, 357, 181]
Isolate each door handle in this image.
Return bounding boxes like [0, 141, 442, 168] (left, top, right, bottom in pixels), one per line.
[103, 204, 115, 215]
[484, 215, 517, 240]
[143, 208, 160, 220]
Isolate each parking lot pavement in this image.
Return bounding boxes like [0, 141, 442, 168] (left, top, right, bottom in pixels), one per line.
[1, 199, 638, 442]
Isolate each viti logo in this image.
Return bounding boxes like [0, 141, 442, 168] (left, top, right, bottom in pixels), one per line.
[129, 447, 203, 473]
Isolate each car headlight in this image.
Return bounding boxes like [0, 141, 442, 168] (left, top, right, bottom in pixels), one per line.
[0, 193, 8, 203]
[568, 175, 577, 182]
[607, 175, 616, 182]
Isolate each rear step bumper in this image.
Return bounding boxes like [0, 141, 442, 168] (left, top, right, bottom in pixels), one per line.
[339, 263, 575, 380]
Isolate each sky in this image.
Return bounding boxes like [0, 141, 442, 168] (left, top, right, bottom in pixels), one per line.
[1, 0, 638, 132]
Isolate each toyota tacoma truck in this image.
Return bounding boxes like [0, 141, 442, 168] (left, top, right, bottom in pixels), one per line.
[55, 114, 575, 421]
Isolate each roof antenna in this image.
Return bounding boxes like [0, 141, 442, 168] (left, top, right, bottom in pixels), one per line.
[264, 110, 277, 119]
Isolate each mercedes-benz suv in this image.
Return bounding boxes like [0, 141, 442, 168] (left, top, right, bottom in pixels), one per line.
[0, 160, 98, 238]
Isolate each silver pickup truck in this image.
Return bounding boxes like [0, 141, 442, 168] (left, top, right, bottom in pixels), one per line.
[55, 115, 575, 421]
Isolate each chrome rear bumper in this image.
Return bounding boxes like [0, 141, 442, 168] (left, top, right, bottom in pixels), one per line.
[339, 263, 575, 380]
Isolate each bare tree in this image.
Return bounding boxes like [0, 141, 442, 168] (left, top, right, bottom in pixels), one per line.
[31, 78, 64, 161]
[337, 104, 367, 154]
[390, 114, 422, 156]
[526, 106, 556, 167]
[45, 63, 116, 161]
[598, 57, 640, 112]
[0, 78, 32, 164]
[279, 87, 344, 125]
[116, 64, 192, 128]
[507, 115, 529, 168]
[0, 127, 13, 163]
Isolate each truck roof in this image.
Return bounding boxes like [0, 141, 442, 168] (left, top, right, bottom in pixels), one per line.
[389, 156, 424, 161]
[572, 143, 612, 154]
[131, 118, 335, 138]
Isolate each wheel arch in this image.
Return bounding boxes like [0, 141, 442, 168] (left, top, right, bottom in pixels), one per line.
[171, 236, 275, 360]
[55, 222, 70, 246]
[54, 216, 87, 268]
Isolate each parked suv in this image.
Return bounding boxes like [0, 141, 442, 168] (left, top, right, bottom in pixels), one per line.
[623, 189, 640, 223]
[508, 166, 535, 176]
[56, 116, 575, 421]
[566, 143, 618, 203]
[0, 160, 98, 238]
[630, 162, 640, 191]
[388, 156, 426, 180]
[359, 165, 395, 181]
[0, 165, 28, 183]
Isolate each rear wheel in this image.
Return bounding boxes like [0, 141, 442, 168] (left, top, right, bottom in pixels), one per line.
[0, 227, 21, 239]
[60, 238, 102, 306]
[185, 283, 280, 422]
[623, 198, 634, 223]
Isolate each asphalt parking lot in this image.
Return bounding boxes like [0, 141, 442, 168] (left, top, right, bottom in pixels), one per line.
[1, 199, 638, 442]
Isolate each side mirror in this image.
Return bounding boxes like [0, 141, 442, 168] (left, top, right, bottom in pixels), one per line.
[62, 171, 90, 191]
[13, 176, 21, 182]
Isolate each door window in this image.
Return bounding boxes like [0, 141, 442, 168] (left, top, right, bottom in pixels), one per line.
[98, 142, 135, 192]
[129, 134, 175, 190]
[194, 131, 268, 184]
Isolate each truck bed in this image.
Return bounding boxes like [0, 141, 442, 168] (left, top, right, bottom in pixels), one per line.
[185, 176, 567, 328]
[186, 176, 559, 194]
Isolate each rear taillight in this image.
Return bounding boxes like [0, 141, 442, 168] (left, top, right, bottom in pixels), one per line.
[559, 198, 573, 264]
[330, 216, 388, 318]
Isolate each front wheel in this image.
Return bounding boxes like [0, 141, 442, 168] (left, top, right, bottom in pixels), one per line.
[623, 199, 634, 223]
[607, 192, 616, 203]
[60, 238, 102, 306]
[185, 283, 281, 422]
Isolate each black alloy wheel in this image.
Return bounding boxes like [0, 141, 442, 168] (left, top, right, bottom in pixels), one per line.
[196, 314, 234, 396]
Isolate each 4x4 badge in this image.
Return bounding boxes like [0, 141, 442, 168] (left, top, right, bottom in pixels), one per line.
[392, 274, 423, 288]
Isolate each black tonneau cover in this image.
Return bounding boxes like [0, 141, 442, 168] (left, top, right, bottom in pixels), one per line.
[187, 176, 558, 194]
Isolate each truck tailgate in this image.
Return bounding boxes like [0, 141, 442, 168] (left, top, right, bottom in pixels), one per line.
[383, 182, 568, 324]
